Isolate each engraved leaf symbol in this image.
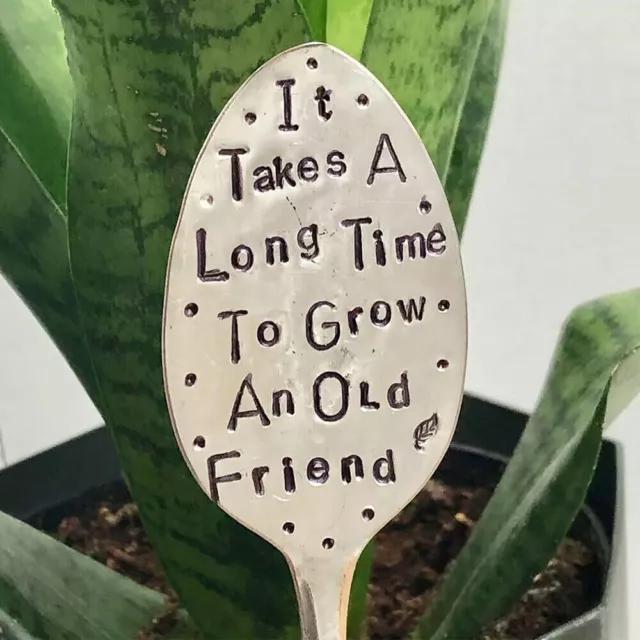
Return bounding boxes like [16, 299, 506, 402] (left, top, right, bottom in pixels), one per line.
[413, 413, 440, 451]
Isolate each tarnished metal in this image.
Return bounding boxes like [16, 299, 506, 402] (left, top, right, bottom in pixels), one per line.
[162, 42, 468, 640]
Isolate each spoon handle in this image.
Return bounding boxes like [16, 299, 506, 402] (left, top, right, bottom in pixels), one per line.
[290, 554, 359, 640]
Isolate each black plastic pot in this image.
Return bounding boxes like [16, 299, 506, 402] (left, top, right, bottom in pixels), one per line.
[0, 394, 617, 639]
[0, 425, 121, 521]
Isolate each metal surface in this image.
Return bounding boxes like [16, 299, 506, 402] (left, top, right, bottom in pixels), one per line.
[539, 609, 603, 640]
[162, 42, 468, 640]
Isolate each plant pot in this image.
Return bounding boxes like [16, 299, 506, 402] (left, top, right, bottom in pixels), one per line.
[0, 395, 622, 639]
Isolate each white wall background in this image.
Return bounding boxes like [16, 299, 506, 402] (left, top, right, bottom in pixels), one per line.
[0, 277, 100, 468]
[464, 0, 640, 414]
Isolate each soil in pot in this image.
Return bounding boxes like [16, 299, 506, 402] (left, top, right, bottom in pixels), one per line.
[28, 450, 604, 640]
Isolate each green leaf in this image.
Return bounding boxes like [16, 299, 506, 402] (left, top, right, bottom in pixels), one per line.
[297, 0, 327, 41]
[0, 609, 38, 640]
[361, 0, 497, 179]
[0, 0, 99, 400]
[326, 0, 374, 60]
[0, 0, 72, 210]
[0, 134, 98, 400]
[444, 0, 509, 234]
[54, 1, 313, 637]
[0, 509, 200, 640]
[414, 288, 640, 639]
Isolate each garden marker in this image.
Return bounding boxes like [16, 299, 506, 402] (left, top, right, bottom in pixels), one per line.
[162, 43, 467, 640]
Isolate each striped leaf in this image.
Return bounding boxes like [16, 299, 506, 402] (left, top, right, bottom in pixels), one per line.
[0, 509, 200, 640]
[0, 0, 71, 209]
[326, 0, 508, 232]
[415, 288, 640, 639]
[444, 0, 509, 233]
[361, 0, 497, 179]
[297, 0, 327, 41]
[54, 2, 310, 638]
[0, 136, 98, 402]
[0, 0, 97, 401]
